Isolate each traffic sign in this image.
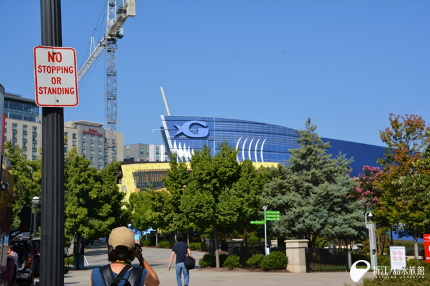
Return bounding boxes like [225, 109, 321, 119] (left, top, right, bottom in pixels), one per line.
[34, 46, 79, 107]
[250, 221, 265, 224]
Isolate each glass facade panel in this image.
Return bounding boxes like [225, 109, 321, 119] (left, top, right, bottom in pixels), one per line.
[160, 115, 385, 176]
[161, 115, 299, 164]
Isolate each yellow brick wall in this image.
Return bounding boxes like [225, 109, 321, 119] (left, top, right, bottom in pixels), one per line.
[119, 161, 279, 202]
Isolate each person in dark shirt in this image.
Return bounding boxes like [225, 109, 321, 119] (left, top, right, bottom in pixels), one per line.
[168, 233, 192, 286]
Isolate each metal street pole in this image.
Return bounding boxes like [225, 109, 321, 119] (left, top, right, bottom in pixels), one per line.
[32, 197, 40, 238]
[263, 206, 268, 255]
[365, 210, 378, 270]
[39, 0, 65, 285]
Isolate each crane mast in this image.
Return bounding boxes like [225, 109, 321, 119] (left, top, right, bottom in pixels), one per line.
[78, 0, 135, 165]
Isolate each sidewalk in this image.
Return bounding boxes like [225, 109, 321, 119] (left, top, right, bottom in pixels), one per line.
[62, 244, 372, 286]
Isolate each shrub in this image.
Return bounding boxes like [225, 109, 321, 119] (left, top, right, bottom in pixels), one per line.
[189, 242, 208, 251]
[64, 256, 73, 266]
[157, 240, 172, 248]
[247, 236, 260, 247]
[376, 255, 390, 268]
[141, 239, 152, 247]
[199, 253, 229, 268]
[260, 251, 288, 271]
[247, 254, 265, 269]
[199, 254, 215, 268]
[223, 254, 241, 269]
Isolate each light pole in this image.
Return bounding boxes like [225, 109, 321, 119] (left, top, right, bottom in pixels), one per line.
[365, 209, 377, 269]
[32, 196, 40, 238]
[263, 206, 269, 255]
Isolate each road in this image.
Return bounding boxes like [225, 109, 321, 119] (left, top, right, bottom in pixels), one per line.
[50, 244, 371, 286]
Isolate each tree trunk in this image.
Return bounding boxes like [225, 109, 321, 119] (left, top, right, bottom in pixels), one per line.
[414, 238, 419, 259]
[214, 227, 220, 268]
[376, 233, 386, 255]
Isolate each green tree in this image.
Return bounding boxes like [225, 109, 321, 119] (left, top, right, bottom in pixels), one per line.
[224, 160, 266, 243]
[263, 119, 365, 248]
[5, 142, 42, 229]
[377, 114, 430, 258]
[352, 165, 389, 255]
[65, 148, 127, 242]
[162, 155, 193, 233]
[171, 142, 263, 268]
[129, 189, 169, 233]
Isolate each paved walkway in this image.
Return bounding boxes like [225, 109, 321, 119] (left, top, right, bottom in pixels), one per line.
[60, 244, 372, 286]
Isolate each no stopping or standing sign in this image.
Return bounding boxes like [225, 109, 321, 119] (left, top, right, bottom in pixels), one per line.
[34, 46, 79, 107]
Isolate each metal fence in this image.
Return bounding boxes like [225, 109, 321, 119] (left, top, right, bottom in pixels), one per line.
[306, 248, 350, 272]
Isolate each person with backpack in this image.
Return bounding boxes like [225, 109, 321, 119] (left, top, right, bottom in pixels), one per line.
[168, 233, 192, 286]
[91, 226, 159, 286]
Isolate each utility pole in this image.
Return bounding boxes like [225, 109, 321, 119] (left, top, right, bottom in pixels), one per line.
[39, 0, 65, 285]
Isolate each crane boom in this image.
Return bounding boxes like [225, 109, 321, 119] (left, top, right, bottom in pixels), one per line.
[78, 0, 135, 82]
[78, 39, 106, 81]
[77, 0, 135, 165]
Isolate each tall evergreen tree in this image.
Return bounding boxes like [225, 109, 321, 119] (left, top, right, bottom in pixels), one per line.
[263, 119, 366, 248]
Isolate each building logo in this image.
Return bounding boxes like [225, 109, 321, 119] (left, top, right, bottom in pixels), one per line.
[83, 128, 103, 136]
[174, 121, 209, 138]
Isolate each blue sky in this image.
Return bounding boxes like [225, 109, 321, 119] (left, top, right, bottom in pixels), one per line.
[1, 0, 429, 146]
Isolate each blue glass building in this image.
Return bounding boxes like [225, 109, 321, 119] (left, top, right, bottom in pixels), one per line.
[160, 115, 385, 176]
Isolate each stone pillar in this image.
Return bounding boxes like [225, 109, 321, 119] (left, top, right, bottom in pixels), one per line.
[284, 239, 309, 273]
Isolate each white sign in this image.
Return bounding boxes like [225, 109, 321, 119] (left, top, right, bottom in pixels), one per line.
[34, 46, 79, 107]
[390, 246, 406, 270]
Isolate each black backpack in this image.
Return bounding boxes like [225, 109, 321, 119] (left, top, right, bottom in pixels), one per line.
[100, 264, 144, 286]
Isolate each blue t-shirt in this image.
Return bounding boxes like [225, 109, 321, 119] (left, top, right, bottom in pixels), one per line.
[91, 265, 147, 286]
[172, 241, 189, 263]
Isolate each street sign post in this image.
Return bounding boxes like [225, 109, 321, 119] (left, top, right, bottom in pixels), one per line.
[250, 209, 281, 255]
[34, 46, 79, 107]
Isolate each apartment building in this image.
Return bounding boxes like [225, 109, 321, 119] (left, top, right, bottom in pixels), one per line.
[2, 90, 123, 169]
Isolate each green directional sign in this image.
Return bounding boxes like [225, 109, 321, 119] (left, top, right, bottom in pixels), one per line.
[250, 220, 266, 224]
[265, 210, 280, 221]
[265, 217, 280, 221]
[265, 211, 280, 215]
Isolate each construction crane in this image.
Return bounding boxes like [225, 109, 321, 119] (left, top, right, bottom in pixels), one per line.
[78, 0, 135, 164]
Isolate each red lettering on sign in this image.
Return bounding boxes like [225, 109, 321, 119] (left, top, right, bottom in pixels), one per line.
[48, 51, 62, 63]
